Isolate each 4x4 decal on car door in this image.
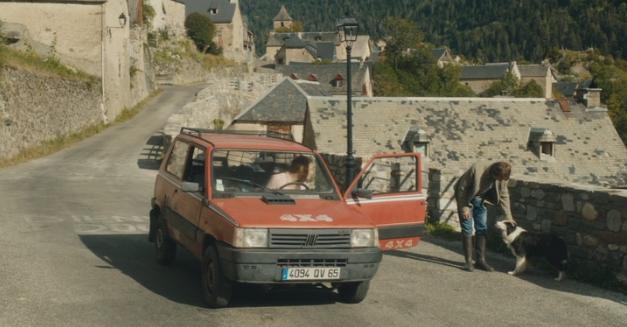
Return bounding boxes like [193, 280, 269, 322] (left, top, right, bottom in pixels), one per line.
[345, 153, 426, 250]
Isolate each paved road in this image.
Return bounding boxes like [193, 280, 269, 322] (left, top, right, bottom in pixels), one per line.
[1, 86, 625, 327]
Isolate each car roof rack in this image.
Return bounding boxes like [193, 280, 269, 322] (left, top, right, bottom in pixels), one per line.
[180, 127, 295, 141]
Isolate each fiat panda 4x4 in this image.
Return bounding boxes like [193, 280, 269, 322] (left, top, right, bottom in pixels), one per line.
[149, 128, 426, 307]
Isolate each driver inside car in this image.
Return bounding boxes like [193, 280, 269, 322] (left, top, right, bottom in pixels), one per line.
[266, 156, 310, 190]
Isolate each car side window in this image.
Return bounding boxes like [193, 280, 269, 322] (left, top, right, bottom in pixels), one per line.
[166, 140, 189, 179]
[183, 147, 206, 190]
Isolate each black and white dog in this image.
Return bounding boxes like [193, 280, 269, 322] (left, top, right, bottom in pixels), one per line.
[494, 220, 568, 281]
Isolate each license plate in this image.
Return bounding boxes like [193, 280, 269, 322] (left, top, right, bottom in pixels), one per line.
[281, 267, 341, 281]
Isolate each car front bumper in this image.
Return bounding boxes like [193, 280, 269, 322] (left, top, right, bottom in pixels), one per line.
[216, 244, 382, 284]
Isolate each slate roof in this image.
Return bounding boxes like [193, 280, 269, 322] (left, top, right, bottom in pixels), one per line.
[274, 5, 293, 21]
[553, 82, 578, 97]
[275, 62, 368, 95]
[519, 64, 548, 77]
[461, 63, 510, 80]
[315, 42, 336, 61]
[204, 0, 236, 24]
[233, 78, 309, 124]
[305, 97, 627, 187]
[284, 36, 306, 49]
[267, 32, 337, 47]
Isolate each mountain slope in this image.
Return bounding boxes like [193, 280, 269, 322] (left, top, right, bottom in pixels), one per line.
[240, 0, 627, 61]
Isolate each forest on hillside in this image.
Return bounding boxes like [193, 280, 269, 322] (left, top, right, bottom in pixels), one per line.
[240, 0, 626, 62]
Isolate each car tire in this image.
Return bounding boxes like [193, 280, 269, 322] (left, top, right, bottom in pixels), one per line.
[154, 220, 176, 266]
[337, 281, 370, 303]
[201, 245, 232, 308]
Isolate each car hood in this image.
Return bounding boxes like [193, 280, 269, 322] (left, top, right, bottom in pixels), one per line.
[211, 197, 373, 229]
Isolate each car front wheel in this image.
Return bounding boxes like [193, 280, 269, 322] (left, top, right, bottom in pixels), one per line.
[337, 281, 370, 303]
[201, 245, 232, 308]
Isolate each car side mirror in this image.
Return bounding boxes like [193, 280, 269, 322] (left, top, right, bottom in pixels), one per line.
[181, 181, 201, 193]
[351, 188, 373, 199]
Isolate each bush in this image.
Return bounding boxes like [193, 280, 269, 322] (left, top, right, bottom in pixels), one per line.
[143, 3, 156, 27]
[185, 13, 218, 54]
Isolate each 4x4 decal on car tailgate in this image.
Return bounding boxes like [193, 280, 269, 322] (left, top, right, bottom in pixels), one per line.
[279, 214, 334, 222]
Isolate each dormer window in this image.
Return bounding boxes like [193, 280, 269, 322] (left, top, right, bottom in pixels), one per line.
[541, 142, 553, 156]
[402, 126, 429, 157]
[308, 74, 318, 81]
[333, 74, 344, 87]
[209, 8, 218, 15]
[529, 128, 555, 160]
[290, 73, 299, 80]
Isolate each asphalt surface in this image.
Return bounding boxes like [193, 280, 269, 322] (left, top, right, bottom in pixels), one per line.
[1, 85, 625, 327]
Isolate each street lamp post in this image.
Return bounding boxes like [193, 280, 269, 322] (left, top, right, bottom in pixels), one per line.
[336, 17, 359, 189]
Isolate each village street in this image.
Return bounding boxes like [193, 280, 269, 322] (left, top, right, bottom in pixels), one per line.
[0, 86, 625, 327]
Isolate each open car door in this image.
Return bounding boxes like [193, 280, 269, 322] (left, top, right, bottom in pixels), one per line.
[344, 153, 426, 250]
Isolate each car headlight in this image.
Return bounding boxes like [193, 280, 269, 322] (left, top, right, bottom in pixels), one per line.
[351, 229, 378, 248]
[233, 228, 268, 248]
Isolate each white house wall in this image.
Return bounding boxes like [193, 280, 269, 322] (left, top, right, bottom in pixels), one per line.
[0, 2, 102, 76]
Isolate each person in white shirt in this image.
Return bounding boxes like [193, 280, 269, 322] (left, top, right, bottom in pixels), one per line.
[266, 156, 310, 190]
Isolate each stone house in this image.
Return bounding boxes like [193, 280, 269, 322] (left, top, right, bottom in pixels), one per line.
[431, 47, 459, 67]
[228, 77, 327, 143]
[518, 64, 557, 98]
[266, 32, 336, 62]
[273, 35, 337, 65]
[0, 0, 158, 119]
[264, 6, 371, 63]
[186, 0, 253, 62]
[275, 62, 373, 97]
[460, 62, 520, 95]
[273, 5, 293, 31]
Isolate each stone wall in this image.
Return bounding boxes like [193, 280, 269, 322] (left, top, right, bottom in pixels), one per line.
[129, 28, 156, 108]
[509, 178, 627, 287]
[0, 66, 102, 161]
[428, 169, 627, 287]
[162, 69, 281, 144]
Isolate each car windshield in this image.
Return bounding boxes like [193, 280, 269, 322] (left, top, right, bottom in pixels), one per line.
[212, 150, 337, 198]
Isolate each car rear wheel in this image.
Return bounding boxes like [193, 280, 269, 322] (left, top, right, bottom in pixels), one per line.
[337, 281, 370, 303]
[201, 245, 232, 308]
[154, 221, 176, 265]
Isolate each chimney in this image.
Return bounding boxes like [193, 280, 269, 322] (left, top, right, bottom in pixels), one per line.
[582, 88, 602, 108]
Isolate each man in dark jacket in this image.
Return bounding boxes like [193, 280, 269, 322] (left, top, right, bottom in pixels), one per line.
[454, 161, 512, 271]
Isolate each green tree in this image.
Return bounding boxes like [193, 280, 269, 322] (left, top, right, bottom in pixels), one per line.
[143, 3, 156, 28]
[382, 17, 422, 68]
[514, 80, 544, 97]
[185, 13, 218, 54]
[482, 72, 519, 97]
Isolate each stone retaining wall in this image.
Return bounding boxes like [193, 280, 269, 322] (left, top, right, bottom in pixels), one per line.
[0, 66, 102, 161]
[509, 178, 627, 287]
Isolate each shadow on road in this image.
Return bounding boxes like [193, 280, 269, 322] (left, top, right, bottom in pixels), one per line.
[385, 250, 467, 271]
[137, 133, 170, 170]
[407, 236, 627, 304]
[79, 234, 340, 308]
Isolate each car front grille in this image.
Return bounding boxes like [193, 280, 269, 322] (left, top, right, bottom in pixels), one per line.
[269, 229, 351, 248]
[277, 258, 348, 267]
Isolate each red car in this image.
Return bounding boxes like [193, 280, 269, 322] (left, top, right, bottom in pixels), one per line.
[149, 128, 426, 307]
